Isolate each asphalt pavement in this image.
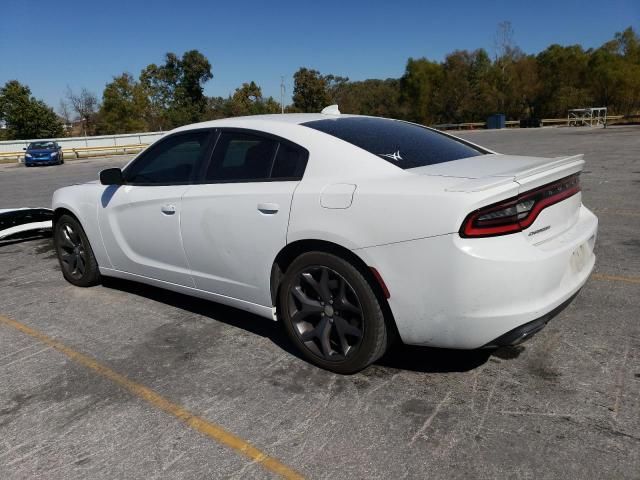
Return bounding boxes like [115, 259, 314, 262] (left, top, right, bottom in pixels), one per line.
[0, 127, 638, 479]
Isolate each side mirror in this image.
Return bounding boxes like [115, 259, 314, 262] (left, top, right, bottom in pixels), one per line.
[100, 168, 124, 186]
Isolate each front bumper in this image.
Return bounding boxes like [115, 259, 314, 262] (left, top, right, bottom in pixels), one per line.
[356, 205, 598, 349]
[25, 156, 59, 165]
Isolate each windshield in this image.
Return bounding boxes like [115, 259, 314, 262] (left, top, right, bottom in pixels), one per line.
[28, 142, 56, 150]
[303, 117, 486, 169]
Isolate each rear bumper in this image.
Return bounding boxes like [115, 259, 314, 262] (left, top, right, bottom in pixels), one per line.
[356, 205, 598, 349]
[482, 292, 578, 347]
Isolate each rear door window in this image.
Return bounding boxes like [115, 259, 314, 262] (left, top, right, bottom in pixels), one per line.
[271, 142, 308, 179]
[303, 117, 485, 169]
[204, 131, 308, 182]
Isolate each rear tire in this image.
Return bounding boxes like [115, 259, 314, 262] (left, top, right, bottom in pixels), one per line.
[54, 214, 101, 287]
[278, 251, 388, 374]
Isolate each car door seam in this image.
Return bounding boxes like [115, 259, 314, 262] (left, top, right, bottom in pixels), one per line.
[95, 196, 115, 268]
[179, 186, 198, 288]
[285, 179, 303, 245]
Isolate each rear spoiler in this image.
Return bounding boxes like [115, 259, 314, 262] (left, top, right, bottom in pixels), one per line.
[446, 154, 585, 193]
[0, 208, 53, 241]
[513, 154, 584, 182]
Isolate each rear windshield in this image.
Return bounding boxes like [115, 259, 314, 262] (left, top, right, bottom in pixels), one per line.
[303, 117, 485, 169]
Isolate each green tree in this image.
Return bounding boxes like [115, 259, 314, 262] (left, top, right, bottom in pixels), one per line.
[228, 81, 263, 116]
[589, 27, 640, 115]
[399, 58, 442, 124]
[508, 54, 542, 118]
[0, 80, 63, 139]
[292, 68, 330, 112]
[536, 44, 591, 117]
[333, 78, 403, 118]
[98, 73, 149, 134]
[228, 81, 282, 116]
[140, 50, 213, 129]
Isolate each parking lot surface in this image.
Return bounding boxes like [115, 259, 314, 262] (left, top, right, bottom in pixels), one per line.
[1, 126, 639, 479]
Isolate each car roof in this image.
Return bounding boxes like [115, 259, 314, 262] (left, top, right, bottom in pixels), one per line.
[171, 113, 360, 133]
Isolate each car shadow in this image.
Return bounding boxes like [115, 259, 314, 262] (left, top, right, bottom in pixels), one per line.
[101, 277, 493, 374]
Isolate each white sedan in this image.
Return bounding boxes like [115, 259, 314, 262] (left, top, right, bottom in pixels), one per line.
[52, 111, 598, 373]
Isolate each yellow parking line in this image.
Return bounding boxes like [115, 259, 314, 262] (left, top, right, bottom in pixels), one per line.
[0, 314, 304, 480]
[592, 273, 640, 285]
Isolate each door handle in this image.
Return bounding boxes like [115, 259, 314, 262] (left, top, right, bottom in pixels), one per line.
[161, 204, 176, 215]
[257, 203, 279, 214]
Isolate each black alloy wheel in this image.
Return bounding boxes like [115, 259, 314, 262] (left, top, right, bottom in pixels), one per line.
[289, 265, 364, 360]
[57, 222, 87, 279]
[279, 252, 389, 374]
[54, 214, 100, 287]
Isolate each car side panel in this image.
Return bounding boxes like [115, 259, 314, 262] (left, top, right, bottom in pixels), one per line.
[287, 173, 520, 249]
[97, 185, 195, 287]
[52, 184, 112, 269]
[181, 181, 298, 307]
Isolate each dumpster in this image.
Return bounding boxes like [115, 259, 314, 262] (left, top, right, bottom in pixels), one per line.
[487, 114, 505, 129]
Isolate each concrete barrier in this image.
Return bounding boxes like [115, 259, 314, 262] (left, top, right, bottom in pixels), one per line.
[0, 131, 164, 152]
[0, 131, 165, 163]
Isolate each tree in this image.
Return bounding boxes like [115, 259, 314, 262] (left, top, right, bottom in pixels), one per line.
[399, 58, 442, 124]
[332, 78, 403, 118]
[140, 50, 213, 129]
[614, 26, 640, 62]
[229, 81, 263, 116]
[98, 73, 149, 134]
[536, 44, 591, 117]
[58, 100, 72, 127]
[508, 54, 542, 118]
[0, 80, 63, 139]
[206, 81, 282, 119]
[66, 87, 99, 134]
[292, 68, 329, 112]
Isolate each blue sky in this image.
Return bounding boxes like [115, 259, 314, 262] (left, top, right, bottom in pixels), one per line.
[1, 0, 637, 111]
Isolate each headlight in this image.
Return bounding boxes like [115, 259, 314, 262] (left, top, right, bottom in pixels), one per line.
[25, 153, 32, 158]
[50, 151, 58, 157]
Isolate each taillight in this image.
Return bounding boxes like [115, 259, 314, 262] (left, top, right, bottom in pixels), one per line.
[460, 174, 581, 238]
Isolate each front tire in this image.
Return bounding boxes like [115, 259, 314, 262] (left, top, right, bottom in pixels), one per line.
[54, 214, 101, 287]
[278, 252, 388, 374]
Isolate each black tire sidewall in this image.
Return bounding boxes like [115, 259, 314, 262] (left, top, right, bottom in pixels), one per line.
[278, 251, 386, 374]
[54, 214, 100, 287]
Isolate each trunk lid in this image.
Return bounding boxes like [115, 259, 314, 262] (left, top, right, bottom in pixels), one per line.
[412, 153, 585, 242]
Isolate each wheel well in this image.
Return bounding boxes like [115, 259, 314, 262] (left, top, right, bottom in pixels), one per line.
[53, 208, 78, 225]
[271, 239, 398, 338]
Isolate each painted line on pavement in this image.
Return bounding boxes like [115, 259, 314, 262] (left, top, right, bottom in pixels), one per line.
[0, 314, 304, 480]
[592, 273, 640, 285]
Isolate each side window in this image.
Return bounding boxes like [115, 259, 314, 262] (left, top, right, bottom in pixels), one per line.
[206, 132, 278, 182]
[271, 142, 308, 179]
[124, 131, 210, 185]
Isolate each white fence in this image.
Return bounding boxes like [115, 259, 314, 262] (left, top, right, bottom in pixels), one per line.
[0, 131, 164, 154]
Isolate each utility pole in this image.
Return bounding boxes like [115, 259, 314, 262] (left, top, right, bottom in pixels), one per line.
[82, 117, 88, 147]
[280, 76, 285, 114]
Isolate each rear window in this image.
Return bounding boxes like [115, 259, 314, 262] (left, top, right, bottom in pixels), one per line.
[303, 117, 485, 169]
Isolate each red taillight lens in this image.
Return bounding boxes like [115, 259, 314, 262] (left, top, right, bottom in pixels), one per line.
[460, 174, 581, 238]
